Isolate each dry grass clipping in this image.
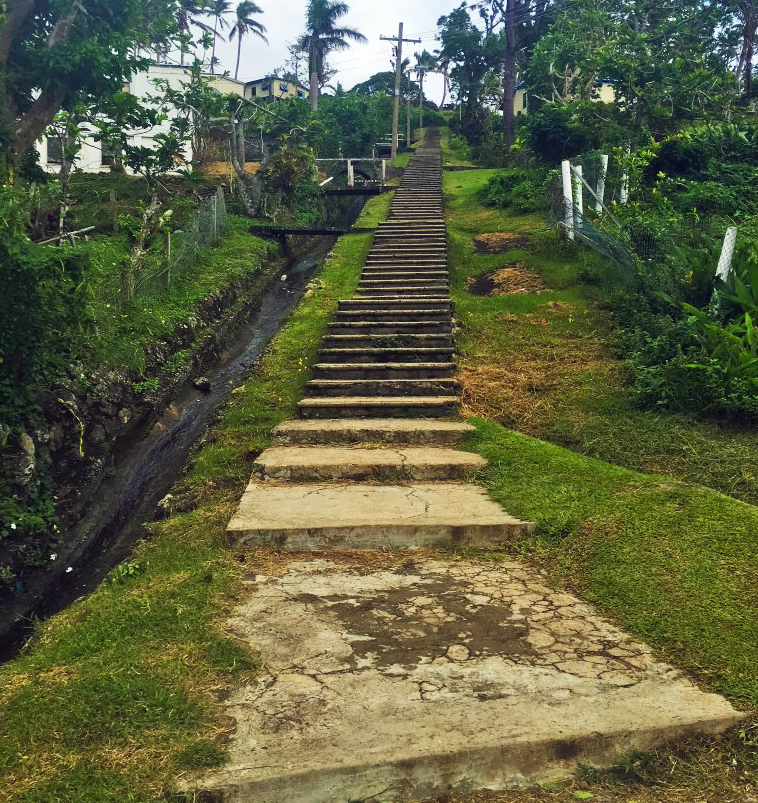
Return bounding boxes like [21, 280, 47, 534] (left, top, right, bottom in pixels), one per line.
[467, 263, 546, 296]
[458, 312, 622, 434]
[473, 232, 532, 253]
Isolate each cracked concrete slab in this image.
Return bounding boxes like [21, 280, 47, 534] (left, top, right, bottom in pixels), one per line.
[188, 558, 744, 803]
[226, 483, 534, 549]
[252, 446, 487, 482]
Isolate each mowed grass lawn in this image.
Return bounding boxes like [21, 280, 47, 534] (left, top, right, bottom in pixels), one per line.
[442, 157, 758, 802]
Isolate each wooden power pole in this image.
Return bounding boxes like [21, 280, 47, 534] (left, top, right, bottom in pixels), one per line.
[380, 23, 420, 163]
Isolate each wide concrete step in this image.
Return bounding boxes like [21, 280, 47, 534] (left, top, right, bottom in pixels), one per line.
[317, 347, 455, 364]
[272, 418, 475, 446]
[322, 334, 453, 349]
[298, 396, 458, 418]
[314, 363, 455, 381]
[361, 273, 448, 282]
[227, 482, 532, 548]
[338, 298, 453, 311]
[334, 309, 451, 321]
[358, 279, 448, 288]
[304, 378, 459, 397]
[354, 288, 449, 298]
[328, 320, 451, 334]
[252, 446, 486, 482]
[187, 557, 744, 803]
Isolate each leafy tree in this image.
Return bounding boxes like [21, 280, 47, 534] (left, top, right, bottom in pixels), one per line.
[527, 0, 738, 138]
[229, 1, 268, 80]
[301, 0, 366, 112]
[0, 0, 181, 182]
[436, 4, 503, 144]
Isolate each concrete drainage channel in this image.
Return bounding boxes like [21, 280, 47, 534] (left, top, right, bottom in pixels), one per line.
[186, 131, 745, 802]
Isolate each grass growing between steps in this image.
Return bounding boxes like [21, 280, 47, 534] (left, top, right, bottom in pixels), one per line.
[0, 198, 379, 802]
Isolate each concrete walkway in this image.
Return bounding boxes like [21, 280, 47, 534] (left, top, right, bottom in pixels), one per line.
[187, 132, 745, 802]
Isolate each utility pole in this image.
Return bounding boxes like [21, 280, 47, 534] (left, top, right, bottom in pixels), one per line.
[380, 23, 420, 163]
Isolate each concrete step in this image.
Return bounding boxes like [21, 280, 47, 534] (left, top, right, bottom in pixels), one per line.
[317, 347, 454, 364]
[355, 290, 449, 299]
[271, 418, 475, 446]
[313, 363, 455, 380]
[322, 333, 453, 349]
[252, 446, 486, 483]
[298, 396, 458, 418]
[187, 557, 744, 803]
[338, 298, 453, 311]
[304, 378, 459, 397]
[358, 279, 448, 288]
[227, 482, 531, 548]
[327, 321, 452, 335]
[360, 272, 449, 282]
[333, 309, 451, 321]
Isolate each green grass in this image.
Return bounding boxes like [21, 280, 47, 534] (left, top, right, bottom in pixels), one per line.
[86, 215, 277, 370]
[444, 168, 758, 506]
[0, 194, 380, 802]
[469, 419, 758, 707]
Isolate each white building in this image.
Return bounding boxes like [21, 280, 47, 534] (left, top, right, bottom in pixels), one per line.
[38, 64, 254, 175]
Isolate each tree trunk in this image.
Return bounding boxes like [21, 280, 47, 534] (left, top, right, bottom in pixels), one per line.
[211, 17, 218, 73]
[122, 194, 161, 306]
[309, 44, 319, 112]
[235, 31, 242, 79]
[502, 0, 517, 149]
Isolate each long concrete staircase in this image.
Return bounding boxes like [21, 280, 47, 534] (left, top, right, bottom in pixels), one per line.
[194, 131, 744, 803]
[227, 130, 533, 549]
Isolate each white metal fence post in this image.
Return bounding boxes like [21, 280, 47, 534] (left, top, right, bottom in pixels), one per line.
[347, 159, 354, 187]
[716, 227, 738, 283]
[573, 165, 583, 231]
[596, 155, 608, 213]
[620, 144, 630, 204]
[561, 160, 574, 240]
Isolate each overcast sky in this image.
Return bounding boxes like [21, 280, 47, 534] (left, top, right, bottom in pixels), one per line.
[206, 1, 454, 104]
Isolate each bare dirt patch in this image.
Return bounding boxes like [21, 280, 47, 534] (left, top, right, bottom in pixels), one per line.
[467, 263, 546, 296]
[474, 232, 532, 253]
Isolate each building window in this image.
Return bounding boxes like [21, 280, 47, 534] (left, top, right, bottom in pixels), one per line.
[101, 141, 120, 166]
[297, 90, 305, 99]
[522, 92, 527, 109]
[250, 86, 257, 96]
[279, 83, 289, 93]
[261, 81, 270, 91]
[46, 136, 63, 164]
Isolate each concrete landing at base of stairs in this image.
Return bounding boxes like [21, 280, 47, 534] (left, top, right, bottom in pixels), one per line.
[227, 483, 533, 549]
[188, 558, 744, 803]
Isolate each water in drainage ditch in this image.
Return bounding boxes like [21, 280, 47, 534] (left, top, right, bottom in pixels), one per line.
[0, 234, 341, 662]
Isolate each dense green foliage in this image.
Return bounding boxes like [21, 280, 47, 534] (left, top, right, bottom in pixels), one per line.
[480, 166, 549, 213]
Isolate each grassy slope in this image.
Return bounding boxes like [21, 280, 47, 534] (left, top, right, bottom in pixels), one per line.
[445, 167, 758, 505]
[440, 137, 758, 802]
[0, 199, 378, 803]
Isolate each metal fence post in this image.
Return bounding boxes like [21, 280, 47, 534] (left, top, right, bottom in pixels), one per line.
[561, 160, 574, 240]
[596, 155, 608, 213]
[573, 165, 583, 232]
[716, 227, 738, 283]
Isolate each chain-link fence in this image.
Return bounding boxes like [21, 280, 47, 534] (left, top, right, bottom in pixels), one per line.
[93, 186, 229, 308]
[546, 154, 738, 291]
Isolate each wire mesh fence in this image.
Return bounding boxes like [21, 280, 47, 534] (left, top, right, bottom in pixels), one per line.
[546, 154, 737, 291]
[93, 187, 229, 308]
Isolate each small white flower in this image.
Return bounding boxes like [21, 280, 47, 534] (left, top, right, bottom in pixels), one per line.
[50, 553, 57, 561]
[10, 523, 16, 530]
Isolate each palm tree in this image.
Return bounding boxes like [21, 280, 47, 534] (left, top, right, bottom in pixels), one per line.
[302, 0, 367, 112]
[177, 0, 212, 66]
[229, 1, 268, 80]
[208, 0, 233, 73]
